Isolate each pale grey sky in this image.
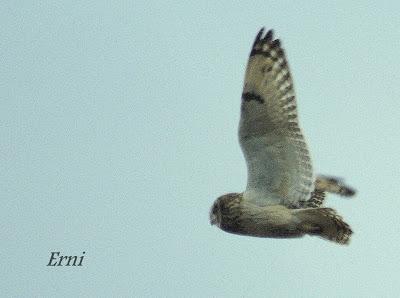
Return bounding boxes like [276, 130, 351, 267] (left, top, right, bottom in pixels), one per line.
[2, 1, 400, 297]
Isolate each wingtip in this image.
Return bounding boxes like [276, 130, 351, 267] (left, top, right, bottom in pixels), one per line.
[252, 27, 264, 49]
[255, 28, 275, 41]
[252, 28, 275, 48]
[255, 27, 265, 41]
[271, 38, 281, 48]
[250, 28, 283, 57]
[264, 29, 273, 42]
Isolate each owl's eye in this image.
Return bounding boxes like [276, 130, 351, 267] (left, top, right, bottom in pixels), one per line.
[212, 203, 218, 214]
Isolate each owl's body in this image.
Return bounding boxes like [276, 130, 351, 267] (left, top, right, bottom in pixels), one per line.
[213, 194, 302, 239]
[211, 177, 354, 244]
[210, 29, 356, 245]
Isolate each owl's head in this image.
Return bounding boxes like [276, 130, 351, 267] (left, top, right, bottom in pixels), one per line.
[209, 193, 241, 227]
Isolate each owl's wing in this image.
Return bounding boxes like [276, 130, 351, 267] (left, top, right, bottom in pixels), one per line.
[239, 29, 314, 207]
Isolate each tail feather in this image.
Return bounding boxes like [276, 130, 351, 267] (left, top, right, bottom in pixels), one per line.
[296, 208, 353, 245]
[315, 176, 356, 197]
[298, 175, 356, 209]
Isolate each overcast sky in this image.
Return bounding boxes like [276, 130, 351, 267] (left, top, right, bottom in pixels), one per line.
[2, 1, 400, 297]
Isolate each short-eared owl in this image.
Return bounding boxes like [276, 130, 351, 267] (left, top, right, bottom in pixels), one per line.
[210, 29, 356, 245]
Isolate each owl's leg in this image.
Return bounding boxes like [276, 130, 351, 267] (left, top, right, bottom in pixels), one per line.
[302, 189, 326, 208]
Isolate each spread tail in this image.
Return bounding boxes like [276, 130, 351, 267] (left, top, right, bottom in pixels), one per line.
[296, 208, 353, 245]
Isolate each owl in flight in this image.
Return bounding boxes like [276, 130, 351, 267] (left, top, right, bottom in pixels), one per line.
[210, 29, 356, 244]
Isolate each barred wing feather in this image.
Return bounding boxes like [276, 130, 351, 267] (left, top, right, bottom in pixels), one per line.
[239, 29, 314, 207]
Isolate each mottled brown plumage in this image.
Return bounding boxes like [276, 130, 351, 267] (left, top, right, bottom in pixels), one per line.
[210, 188, 353, 244]
[210, 29, 356, 245]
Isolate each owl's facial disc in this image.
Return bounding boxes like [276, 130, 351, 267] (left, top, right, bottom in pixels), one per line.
[209, 200, 220, 226]
[210, 213, 217, 225]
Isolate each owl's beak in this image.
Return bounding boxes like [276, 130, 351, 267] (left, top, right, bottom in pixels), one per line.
[210, 213, 217, 225]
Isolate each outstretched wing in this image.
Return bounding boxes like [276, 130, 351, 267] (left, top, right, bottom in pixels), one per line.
[239, 28, 313, 207]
